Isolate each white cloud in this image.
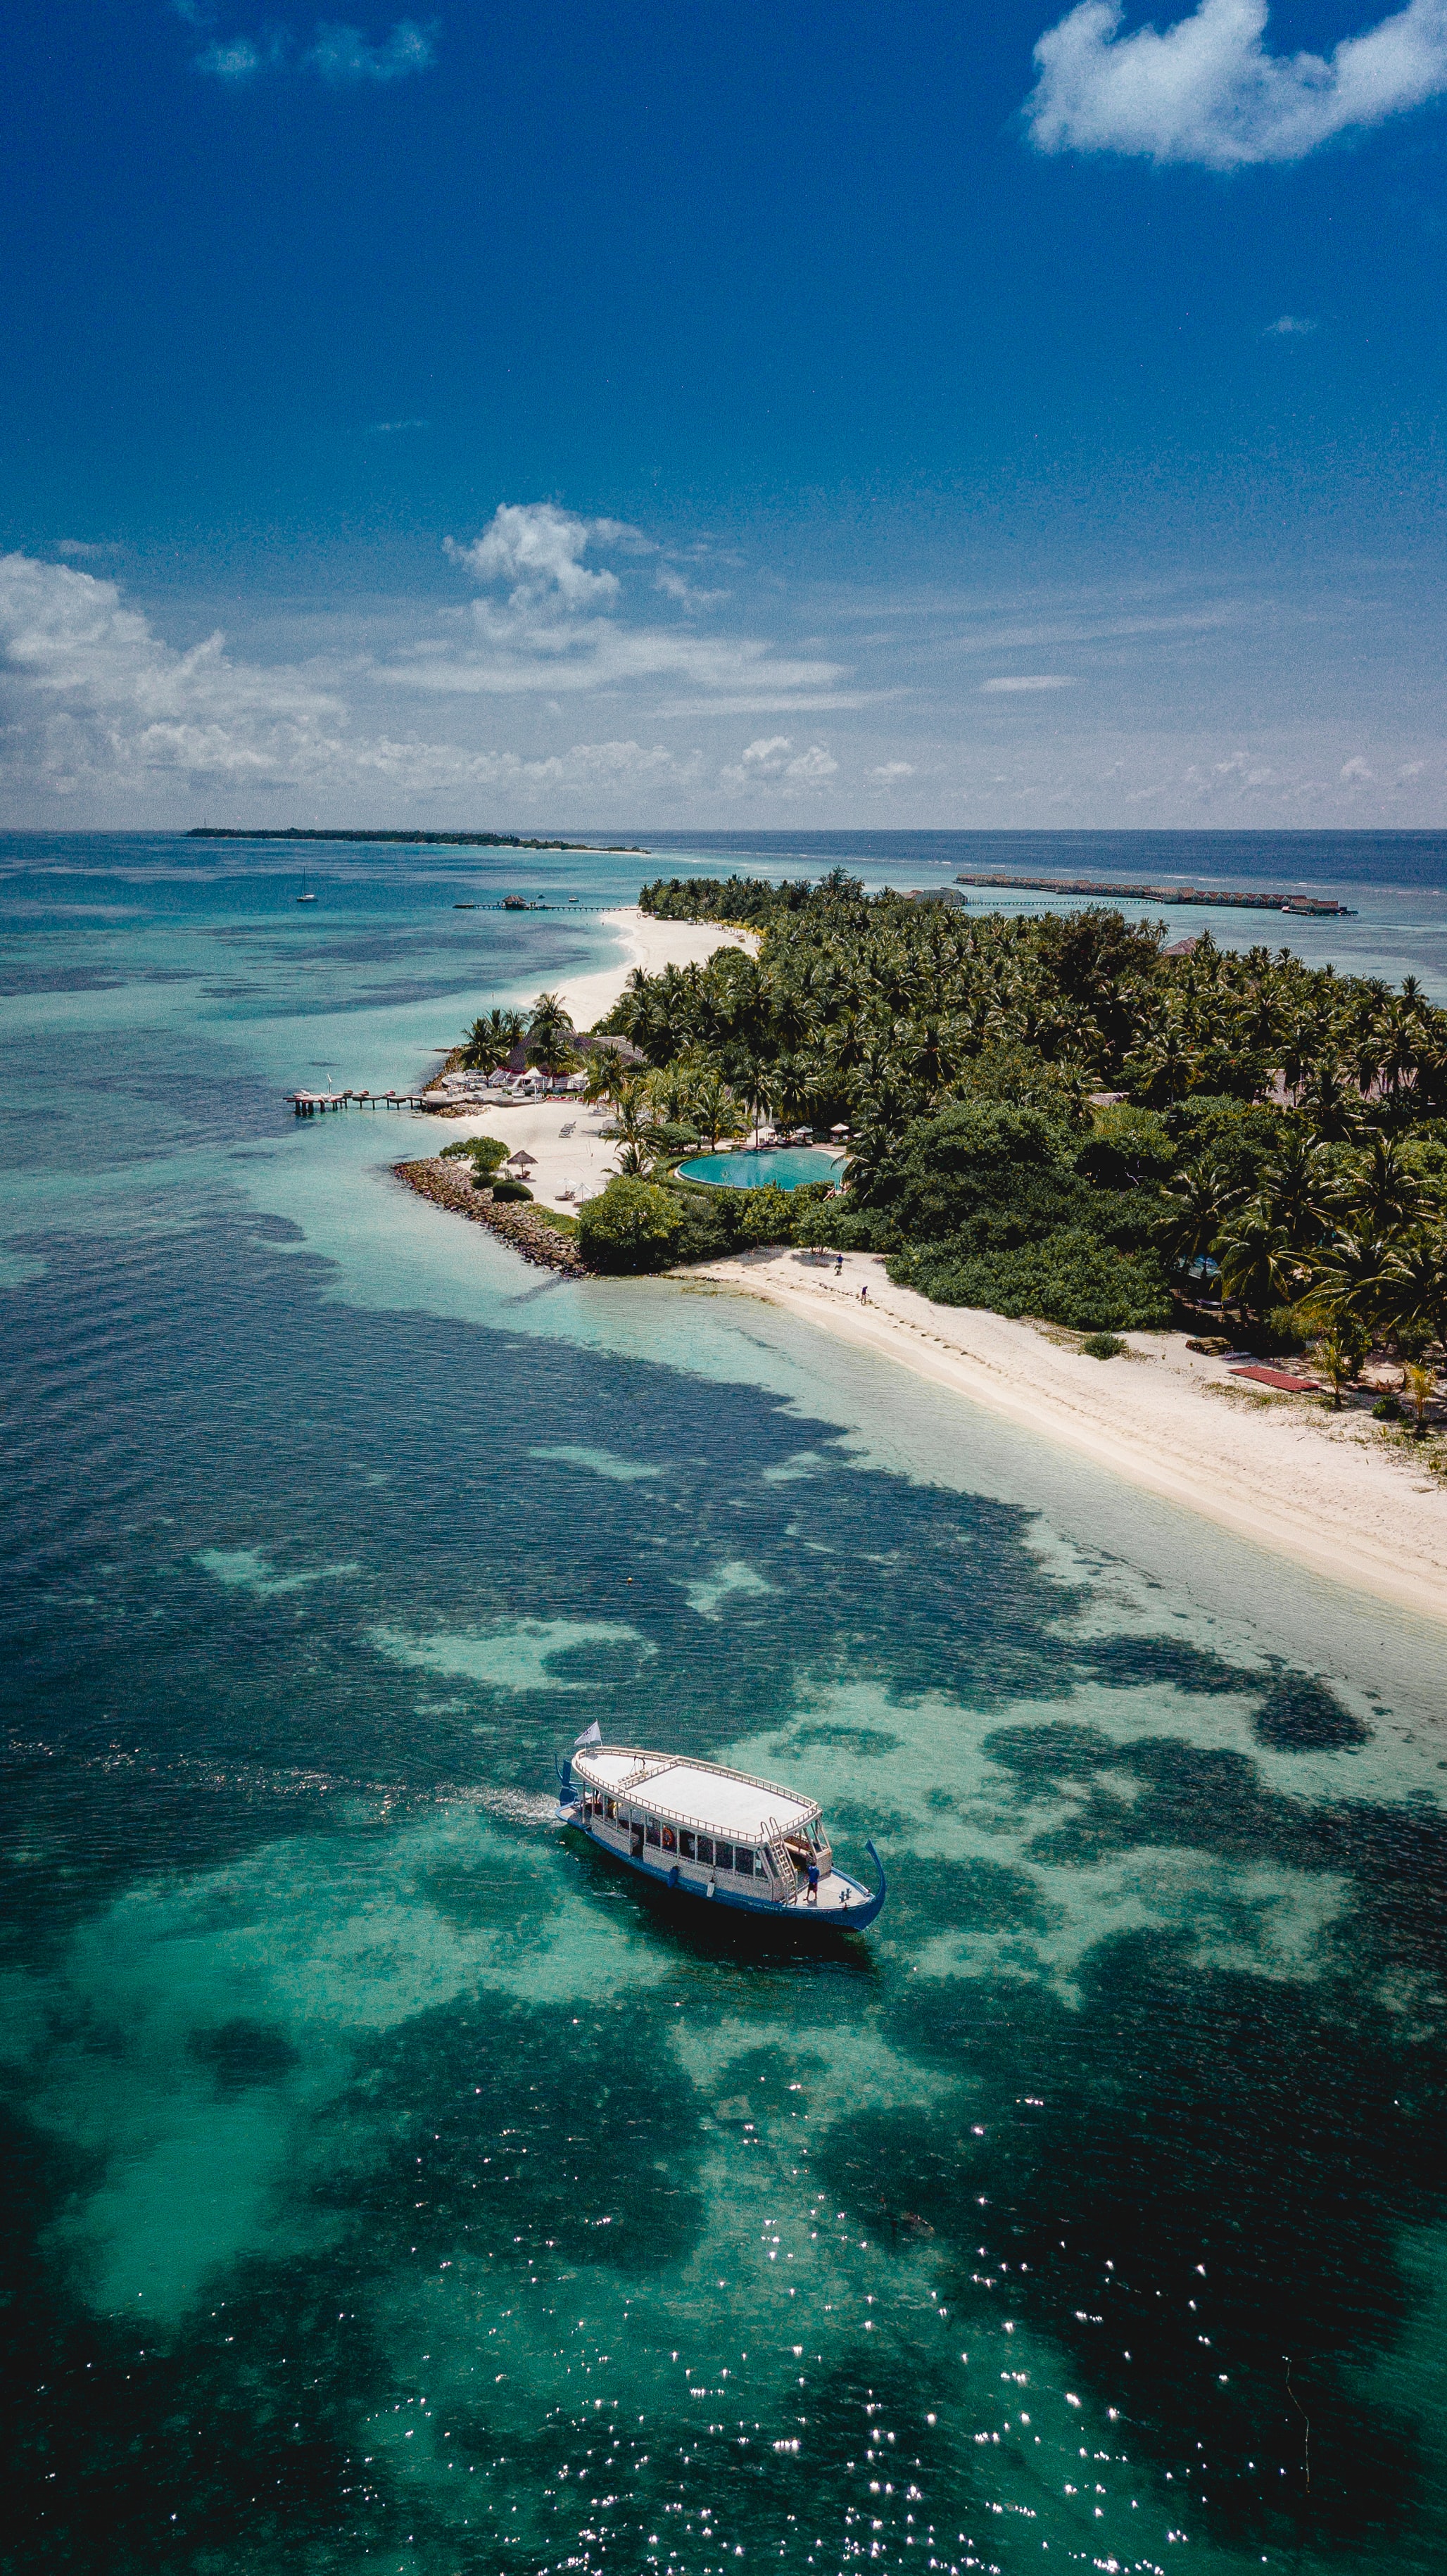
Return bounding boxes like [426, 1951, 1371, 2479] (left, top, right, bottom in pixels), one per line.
[1340, 754, 1375, 781]
[0, 552, 344, 792]
[719, 735, 838, 790]
[1025, 0, 1447, 169]
[445, 503, 627, 612]
[0, 553, 702, 803]
[654, 566, 731, 612]
[411, 502, 855, 708]
[1264, 313, 1317, 336]
[869, 759, 916, 781]
[305, 20, 438, 82]
[191, 16, 436, 84]
[196, 34, 268, 78]
[981, 674, 1076, 691]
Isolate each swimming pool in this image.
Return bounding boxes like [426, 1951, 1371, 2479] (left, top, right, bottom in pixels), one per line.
[674, 1148, 844, 1189]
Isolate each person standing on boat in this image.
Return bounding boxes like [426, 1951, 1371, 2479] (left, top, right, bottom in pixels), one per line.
[807, 1855, 820, 1903]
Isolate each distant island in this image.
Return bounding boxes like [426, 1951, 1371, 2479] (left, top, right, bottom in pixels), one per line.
[186, 827, 650, 852]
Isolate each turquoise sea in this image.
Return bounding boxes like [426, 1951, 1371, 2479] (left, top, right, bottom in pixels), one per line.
[4, 827, 1447, 2576]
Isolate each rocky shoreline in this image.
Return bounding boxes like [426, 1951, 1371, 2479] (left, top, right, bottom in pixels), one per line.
[395, 1158, 590, 1277]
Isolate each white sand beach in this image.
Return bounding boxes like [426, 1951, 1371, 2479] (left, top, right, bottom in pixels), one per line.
[686, 1246, 1447, 1627]
[430, 909, 757, 1211]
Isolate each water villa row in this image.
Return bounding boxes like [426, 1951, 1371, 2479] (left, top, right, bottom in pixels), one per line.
[951, 873, 1355, 916]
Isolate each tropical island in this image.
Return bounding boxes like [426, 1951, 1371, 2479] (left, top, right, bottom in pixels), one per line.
[187, 826, 648, 850]
[396, 873, 1447, 1615]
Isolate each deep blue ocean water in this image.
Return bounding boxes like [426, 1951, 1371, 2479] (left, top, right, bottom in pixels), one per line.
[4, 830, 1447, 2576]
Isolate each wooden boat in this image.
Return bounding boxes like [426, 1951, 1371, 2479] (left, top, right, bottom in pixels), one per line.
[555, 1740, 885, 1927]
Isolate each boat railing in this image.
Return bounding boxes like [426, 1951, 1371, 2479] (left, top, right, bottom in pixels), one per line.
[583, 1786, 812, 1894]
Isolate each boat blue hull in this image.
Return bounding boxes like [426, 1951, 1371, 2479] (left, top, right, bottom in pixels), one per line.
[559, 1804, 885, 1928]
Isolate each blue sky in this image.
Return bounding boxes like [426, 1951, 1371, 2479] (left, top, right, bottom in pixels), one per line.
[2, 0, 1446, 827]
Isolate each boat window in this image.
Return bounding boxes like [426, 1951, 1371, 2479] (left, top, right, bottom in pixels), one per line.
[603, 1797, 615, 1820]
[716, 1842, 734, 1871]
[678, 1831, 695, 1860]
[760, 1845, 777, 1876]
[645, 1819, 661, 1847]
[696, 1836, 714, 1866]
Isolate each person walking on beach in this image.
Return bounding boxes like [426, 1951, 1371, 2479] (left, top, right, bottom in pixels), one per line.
[835, 1254, 842, 1277]
[859, 1283, 868, 1303]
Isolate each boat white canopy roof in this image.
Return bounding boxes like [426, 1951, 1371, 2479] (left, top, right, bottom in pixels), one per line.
[572, 1746, 819, 1842]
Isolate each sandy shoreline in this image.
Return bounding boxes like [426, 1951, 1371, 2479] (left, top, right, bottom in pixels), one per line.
[686, 1247, 1447, 1627]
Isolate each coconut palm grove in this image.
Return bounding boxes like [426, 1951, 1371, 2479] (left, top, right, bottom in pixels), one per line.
[532, 873, 1447, 1392]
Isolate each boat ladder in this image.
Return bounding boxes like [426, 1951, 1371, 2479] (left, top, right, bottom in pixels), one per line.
[765, 1819, 800, 1905]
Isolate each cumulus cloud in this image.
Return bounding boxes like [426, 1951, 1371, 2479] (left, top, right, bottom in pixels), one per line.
[1340, 754, 1375, 781]
[410, 503, 859, 709]
[1264, 313, 1317, 336]
[981, 674, 1076, 692]
[445, 503, 628, 612]
[869, 759, 916, 781]
[719, 735, 838, 790]
[1025, 0, 1447, 168]
[189, 15, 437, 84]
[0, 553, 700, 803]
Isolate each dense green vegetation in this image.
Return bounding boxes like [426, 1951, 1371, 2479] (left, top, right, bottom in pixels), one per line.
[597, 873, 1447, 1370]
[577, 1174, 836, 1275]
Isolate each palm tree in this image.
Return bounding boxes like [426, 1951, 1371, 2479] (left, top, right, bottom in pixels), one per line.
[1256, 1130, 1338, 1256]
[1381, 1233, 1447, 1351]
[1309, 1324, 1366, 1412]
[1402, 1361, 1436, 1434]
[685, 1071, 748, 1149]
[1341, 1130, 1425, 1239]
[1298, 1056, 1360, 1142]
[1215, 1206, 1294, 1321]
[528, 990, 576, 1078]
[1308, 1231, 1395, 1338]
[605, 1078, 668, 1173]
[582, 1049, 624, 1107]
[462, 1006, 524, 1068]
[1154, 1163, 1242, 1300]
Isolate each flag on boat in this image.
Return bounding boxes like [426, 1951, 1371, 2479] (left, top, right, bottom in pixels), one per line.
[574, 1721, 602, 1748]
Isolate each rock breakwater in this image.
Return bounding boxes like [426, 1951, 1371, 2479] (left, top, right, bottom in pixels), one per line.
[396, 1158, 590, 1276]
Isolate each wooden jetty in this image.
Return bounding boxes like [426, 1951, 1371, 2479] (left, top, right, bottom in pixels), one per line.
[289, 1089, 428, 1116]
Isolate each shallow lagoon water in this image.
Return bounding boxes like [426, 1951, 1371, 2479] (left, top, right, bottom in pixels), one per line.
[4, 831, 1447, 2575]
